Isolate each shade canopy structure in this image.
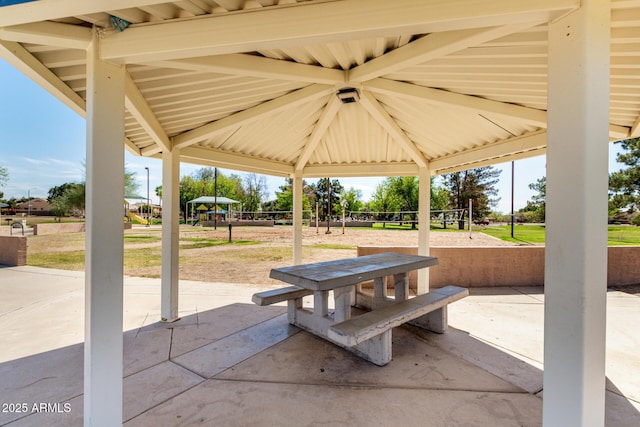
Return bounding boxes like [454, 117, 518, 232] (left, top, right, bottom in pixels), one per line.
[187, 196, 240, 206]
[0, 1, 628, 426]
[0, 0, 634, 177]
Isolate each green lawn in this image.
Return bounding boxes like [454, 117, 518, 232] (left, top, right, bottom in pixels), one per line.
[482, 224, 640, 246]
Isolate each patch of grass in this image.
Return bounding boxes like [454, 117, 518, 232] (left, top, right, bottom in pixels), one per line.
[28, 250, 85, 270]
[225, 246, 293, 262]
[482, 225, 546, 245]
[482, 224, 640, 246]
[608, 226, 640, 246]
[124, 235, 161, 243]
[311, 243, 357, 250]
[179, 238, 259, 249]
[124, 247, 162, 269]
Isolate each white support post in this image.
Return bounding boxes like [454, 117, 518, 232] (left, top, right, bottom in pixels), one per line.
[84, 30, 125, 427]
[292, 174, 303, 265]
[417, 166, 431, 294]
[161, 148, 180, 322]
[544, 2, 610, 426]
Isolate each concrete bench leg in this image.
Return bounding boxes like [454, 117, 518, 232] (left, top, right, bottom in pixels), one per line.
[314, 290, 329, 317]
[352, 329, 392, 366]
[394, 273, 409, 301]
[411, 306, 448, 334]
[287, 297, 303, 324]
[334, 286, 353, 323]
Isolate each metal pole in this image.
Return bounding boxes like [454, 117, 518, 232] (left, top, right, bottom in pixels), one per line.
[469, 199, 473, 239]
[511, 161, 515, 238]
[342, 201, 346, 234]
[214, 167, 218, 230]
[145, 167, 150, 227]
[315, 202, 319, 234]
[325, 178, 331, 234]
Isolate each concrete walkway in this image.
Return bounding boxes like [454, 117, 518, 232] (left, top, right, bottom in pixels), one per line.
[0, 266, 638, 426]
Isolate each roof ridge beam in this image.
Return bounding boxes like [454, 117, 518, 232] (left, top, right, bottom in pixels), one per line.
[0, 40, 86, 117]
[100, 0, 579, 63]
[124, 72, 172, 153]
[166, 84, 333, 153]
[349, 23, 542, 83]
[295, 95, 342, 172]
[144, 54, 345, 85]
[359, 90, 428, 168]
[365, 77, 547, 128]
[0, 22, 92, 50]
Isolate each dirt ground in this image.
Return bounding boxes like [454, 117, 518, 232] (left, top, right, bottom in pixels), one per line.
[125, 225, 515, 286]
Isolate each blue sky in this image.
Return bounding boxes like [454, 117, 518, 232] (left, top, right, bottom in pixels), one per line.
[0, 58, 624, 214]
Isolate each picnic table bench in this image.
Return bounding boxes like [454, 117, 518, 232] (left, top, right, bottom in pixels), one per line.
[253, 252, 468, 366]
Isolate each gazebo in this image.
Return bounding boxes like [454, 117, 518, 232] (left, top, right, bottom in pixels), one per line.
[185, 196, 240, 223]
[0, 1, 630, 425]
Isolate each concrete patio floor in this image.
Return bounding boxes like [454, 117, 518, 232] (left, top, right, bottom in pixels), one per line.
[0, 266, 638, 426]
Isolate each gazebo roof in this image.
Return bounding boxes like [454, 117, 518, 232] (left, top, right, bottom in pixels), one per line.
[188, 196, 240, 205]
[0, 0, 634, 179]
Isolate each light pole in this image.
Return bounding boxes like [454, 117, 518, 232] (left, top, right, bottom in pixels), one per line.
[145, 167, 150, 227]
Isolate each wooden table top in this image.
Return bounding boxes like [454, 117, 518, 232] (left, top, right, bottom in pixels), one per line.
[269, 252, 438, 291]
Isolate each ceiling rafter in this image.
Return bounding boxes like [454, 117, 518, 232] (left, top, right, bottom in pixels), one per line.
[429, 130, 547, 173]
[349, 23, 542, 83]
[629, 114, 640, 137]
[179, 146, 293, 176]
[124, 72, 172, 153]
[295, 95, 342, 171]
[124, 137, 141, 155]
[99, 0, 579, 63]
[365, 77, 548, 128]
[143, 54, 345, 85]
[0, 22, 92, 50]
[0, 40, 86, 117]
[434, 148, 547, 175]
[163, 84, 334, 154]
[359, 90, 428, 168]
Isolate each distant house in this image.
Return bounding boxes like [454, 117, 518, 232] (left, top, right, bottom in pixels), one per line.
[16, 198, 51, 216]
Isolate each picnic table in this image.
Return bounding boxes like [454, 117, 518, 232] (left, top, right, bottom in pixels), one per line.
[253, 252, 468, 366]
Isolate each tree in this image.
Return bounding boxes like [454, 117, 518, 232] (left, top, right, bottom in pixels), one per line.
[312, 178, 343, 221]
[271, 178, 313, 213]
[340, 187, 364, 216]
[240, 173, 268, 213]
[124, 168, 139, 198]
[442, 166, 501, 220]
[369, 180, 401, 220]
[48, 183, 76, 202]
[519, 176, 546, 222]
[609, 137, 640, 213]
[369, 176, 450, 225]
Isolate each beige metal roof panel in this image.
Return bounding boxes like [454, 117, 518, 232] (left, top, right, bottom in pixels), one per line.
[307, 103, 411, 166]
[2, 1, 638, 176]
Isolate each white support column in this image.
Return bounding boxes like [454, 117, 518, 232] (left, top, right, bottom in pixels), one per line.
[292, 174, 303, 265]
[417, 166, 431, 294]
[84, 30, 125, 427]
[161, 148, 180, 322]
[544, 2, 610, 426]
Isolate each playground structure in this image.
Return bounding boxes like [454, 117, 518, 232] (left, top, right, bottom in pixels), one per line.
[126, 211, 148, 225]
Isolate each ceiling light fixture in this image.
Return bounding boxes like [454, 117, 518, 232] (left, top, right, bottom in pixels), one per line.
[336, 88, 360, 104]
